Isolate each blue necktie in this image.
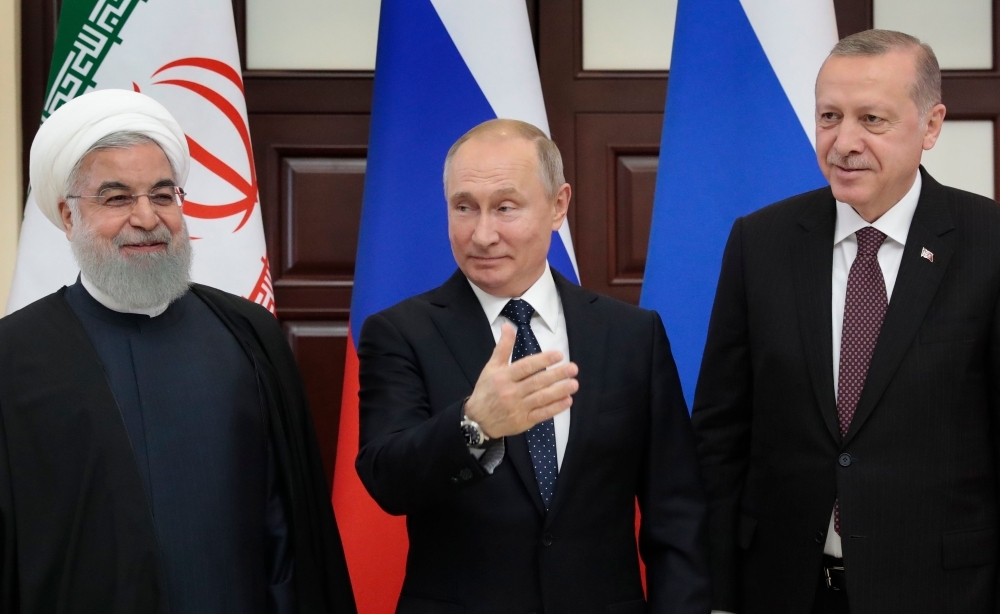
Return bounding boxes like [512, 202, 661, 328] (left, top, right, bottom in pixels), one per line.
[500, 299, 558, 509]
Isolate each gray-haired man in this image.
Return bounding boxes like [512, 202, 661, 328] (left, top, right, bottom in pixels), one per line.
[694, 29, 1000, 614]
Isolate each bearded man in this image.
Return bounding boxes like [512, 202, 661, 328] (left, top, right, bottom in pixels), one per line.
[0, 90, 355, 613]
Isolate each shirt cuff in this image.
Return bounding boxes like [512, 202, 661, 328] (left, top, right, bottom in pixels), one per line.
[468, 437, 505, 474]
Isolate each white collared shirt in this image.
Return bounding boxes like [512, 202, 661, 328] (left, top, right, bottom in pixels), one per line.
[468, 263, 572, 470]
[825, 171, 922, 557]
[80, 274, 171, 318]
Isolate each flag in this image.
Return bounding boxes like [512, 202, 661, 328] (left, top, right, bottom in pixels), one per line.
[331, 1, 578, 611]
[641, 0, 838, 403]
[6, 0, 272, 315]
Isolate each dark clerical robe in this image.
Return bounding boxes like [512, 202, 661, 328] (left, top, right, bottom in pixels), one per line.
[0, 283, 356, 613]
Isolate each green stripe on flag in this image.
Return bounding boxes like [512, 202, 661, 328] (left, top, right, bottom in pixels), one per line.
[42, 0, 148, 121]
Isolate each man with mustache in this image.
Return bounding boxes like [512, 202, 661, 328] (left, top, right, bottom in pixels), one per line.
[0, 90, 356, 613]
[355, 119, 710, 613]
[693, 30, 1000, 614]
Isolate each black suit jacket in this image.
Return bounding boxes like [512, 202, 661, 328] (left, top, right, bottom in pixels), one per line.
[356, 269, 710, 614]
[692, 168, 1000, 614]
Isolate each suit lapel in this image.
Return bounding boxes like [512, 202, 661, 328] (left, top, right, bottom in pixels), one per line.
[428, 269, 546, 515]
[427, 270, 497, 388]
[544, 272, 606, 527]
[792, 193, 842, 443]
[843, 171, 955, 445]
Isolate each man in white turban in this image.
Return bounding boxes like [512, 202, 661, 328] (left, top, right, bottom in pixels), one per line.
[0, 90, 356, 613]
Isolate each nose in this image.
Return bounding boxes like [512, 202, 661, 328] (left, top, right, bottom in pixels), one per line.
[471, 211, 499, 248]
[832, 118, 866, 157]
[129, 195, 161, 231]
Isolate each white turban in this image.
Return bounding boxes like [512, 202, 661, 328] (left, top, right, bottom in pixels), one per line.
[29, 89, 190, 229]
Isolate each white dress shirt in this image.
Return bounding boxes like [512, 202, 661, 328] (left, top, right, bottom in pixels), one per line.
[80, 274, 171, 317]
[825, 171, 922, 557]
[468, 263, 572, 471]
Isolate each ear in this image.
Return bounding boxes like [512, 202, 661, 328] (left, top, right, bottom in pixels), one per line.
[922, 103, 947, 151]
[58, 200, 75, 239]
[550, 183, 571, 231]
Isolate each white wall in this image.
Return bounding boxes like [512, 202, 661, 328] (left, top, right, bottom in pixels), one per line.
[922, 120, 994, 199]
[246, 0, 381, 70]
[875, 0, 992, 69]
[582, 0, 676, 70]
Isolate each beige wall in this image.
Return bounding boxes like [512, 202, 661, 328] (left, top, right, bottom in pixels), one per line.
[0, 0, 21, 311]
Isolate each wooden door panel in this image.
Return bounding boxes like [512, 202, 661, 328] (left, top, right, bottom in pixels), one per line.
[281, 157, 365, 281]
[285, 322, 349, 489]
[573, 113, 662, 305]
[249, 113, 369, 320]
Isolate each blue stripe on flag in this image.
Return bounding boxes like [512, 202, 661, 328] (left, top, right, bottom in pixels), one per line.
[640, 0, 828, 405]
[548, 231, 577, 284]
[351, 0, 496, 341]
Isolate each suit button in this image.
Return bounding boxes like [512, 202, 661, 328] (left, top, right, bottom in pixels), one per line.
[541, 533, 554, 547]
[458, 468, 472, 481]
[838, 453, 852, 467]
[815, 531, 825, 544]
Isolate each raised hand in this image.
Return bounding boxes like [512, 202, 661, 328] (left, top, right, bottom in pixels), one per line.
[463, 323, 579, 438]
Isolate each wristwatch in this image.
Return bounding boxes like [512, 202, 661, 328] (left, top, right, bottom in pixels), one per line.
[460, 414, 490, 447]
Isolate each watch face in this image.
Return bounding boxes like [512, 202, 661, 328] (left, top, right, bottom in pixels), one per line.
[461, 422, 483, 447]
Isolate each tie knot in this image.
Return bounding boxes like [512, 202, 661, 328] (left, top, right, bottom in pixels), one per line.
[501, 299, 535, 326]
[855, 226, 887, 259]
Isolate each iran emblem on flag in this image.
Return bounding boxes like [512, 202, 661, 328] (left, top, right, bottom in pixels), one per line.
[6, 0, 273, 315]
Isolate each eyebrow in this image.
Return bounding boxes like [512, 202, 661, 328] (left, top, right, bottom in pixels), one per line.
[490, 186, 518, 198]
[95, 178, 177, 193]
[151, 179, 178, 190]
[449, 186, 519, 203]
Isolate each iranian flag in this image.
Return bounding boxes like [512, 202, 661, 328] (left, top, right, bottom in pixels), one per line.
[6, 0, 273, 315]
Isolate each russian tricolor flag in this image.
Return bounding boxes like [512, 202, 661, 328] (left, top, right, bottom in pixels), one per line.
[331, 2, 578, 612]
[641, 0, 838, 404]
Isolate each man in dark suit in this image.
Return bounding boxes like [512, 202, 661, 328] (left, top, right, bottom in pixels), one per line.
[693, 30, 1000, 614]
[356, 118, 710, 614]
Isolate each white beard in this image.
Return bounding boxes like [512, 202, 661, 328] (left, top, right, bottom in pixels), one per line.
[70, 218, 193, 311]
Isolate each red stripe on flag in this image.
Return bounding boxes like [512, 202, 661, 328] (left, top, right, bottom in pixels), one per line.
[332, 332, 408, 613]
[637, 501, 647, 595]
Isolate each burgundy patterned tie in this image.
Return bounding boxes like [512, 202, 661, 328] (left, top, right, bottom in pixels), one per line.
[835, 226, 888, 533]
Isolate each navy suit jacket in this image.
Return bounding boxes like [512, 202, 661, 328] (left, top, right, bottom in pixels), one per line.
[356, 269, 710, 614]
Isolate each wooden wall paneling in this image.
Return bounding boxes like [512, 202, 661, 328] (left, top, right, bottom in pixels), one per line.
[538, 0, 667, 187]
[574, 113, 662, 305]
[281, 157, 365, 281]
[285, 321, 349, 490]
[614, 154, 658, 285]
[249, 114, 370, 319]
[539, 0, 667, 305]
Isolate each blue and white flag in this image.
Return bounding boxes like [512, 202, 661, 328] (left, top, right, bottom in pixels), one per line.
[641, 0, 838, 404]
[332, 2, 577, 612]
